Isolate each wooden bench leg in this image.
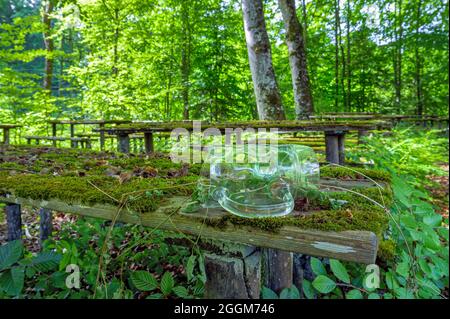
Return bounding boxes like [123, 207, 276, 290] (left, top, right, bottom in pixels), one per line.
[6, 204, 22, 241]
[338, 133, 345, 165]
[144, 132, 154, 154]
[39, 208, 52, 245]
[204, 245, 261, 299]
[52, 123, 57, 147]
[3, 128, 10, 145]
[262, 248, 293, 294]
[70, 124, 75, 148]
[99, 123, 105, 151]
[118, 134, 130, 153]
[325, 132, 339, 164]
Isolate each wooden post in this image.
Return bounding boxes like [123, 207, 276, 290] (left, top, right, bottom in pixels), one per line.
[6, 204, 22, 241]
[118, 134, 130, 153]
[39, 208, 52, 244]
[357, 130, 369, 144]
[52, 123, 57, 147]
[70, 124, 75, 148]
[99, 123, 105, 151]
[338, 133, 346, 165]
[325, 132, 339, 164]
[204, 245, 261, 299]
[262, 249, 293, 294]
[144, 132, 154, 153]
[3, 128, 10, 145]
[27, 137, 31, 145]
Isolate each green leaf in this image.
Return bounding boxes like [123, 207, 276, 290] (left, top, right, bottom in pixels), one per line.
[0, 266, 25, 296]
[0, 240, 23, 271]
[396, 262, 410, 278]
[302, 279, 315, 299]
[261, 286, 278, 299]
[146, 293, 163, 299]
[423, 213, 442, 227]
[312, 275, 336, 294]
[346, 289, 363, 299]
[310, 257, 326, 276]
[330, 259, 350, 284]
[172, 286, 188, 298]
[279, 285, 300, 299]
[186, 255, 196, 282]
[30, 251, 62, 272]
[368, 293, 381, 299]
[160, 272, 174, 296]
[130, 271, 158, 291]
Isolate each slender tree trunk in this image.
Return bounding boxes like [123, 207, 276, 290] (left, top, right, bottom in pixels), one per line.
[42, 0, 54, 93]
[181, 1, 191, 120]
[334, 0, 339, 111]
[301, 0, 308, 46]
[112, 8, 120, 76]
[415, 1, 423, 116]
[393, 0, 403, 112]
[346, 0, 351, 111]
[278, 0, 314, 119]
[242, 0, 285, 120]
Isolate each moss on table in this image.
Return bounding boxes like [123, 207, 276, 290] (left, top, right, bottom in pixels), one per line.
[0, 145, 394, 259]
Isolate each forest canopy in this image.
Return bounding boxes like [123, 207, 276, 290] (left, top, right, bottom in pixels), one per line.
[0, 0, 448, 128]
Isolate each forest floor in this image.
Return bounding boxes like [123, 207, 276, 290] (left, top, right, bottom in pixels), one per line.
[426, 163, 449, 219]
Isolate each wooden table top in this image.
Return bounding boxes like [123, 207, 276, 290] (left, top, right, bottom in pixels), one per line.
[48, 119, 131, 125]
[0, 124, 23, 129]
[94, 120, 392, 135]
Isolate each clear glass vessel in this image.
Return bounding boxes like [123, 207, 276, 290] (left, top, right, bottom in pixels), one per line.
[198, 144, 320, 218]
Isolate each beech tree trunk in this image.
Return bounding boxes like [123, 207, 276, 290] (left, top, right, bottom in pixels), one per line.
[181, 1, 191, 120]
[42, 0, 54, 92]
[334, 0, 339, 111]
[393, 0, 403, 112]
[278, 0, 314, 119]
[415, 1, 423, 116]
[242, 0, 285, 120]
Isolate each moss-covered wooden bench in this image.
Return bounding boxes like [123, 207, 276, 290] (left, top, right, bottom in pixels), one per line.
[48, 119, 131, 150]
[95, 120, 391, 165]
[0, 124, 22, 145]
[0, 145, 393, 298]
[25, 136, 96, 149]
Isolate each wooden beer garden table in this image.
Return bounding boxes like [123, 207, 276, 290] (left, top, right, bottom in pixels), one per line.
[48, 119, 131, 149]
[95, 120, 391, 165]
[0, 124, 22, 145]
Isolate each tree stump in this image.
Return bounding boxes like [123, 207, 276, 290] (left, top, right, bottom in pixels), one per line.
[204, 244, 261, 299]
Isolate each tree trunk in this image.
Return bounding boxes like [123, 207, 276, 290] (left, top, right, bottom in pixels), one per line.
[181, 1, 191, 120]
[278, 0, 314, 119]
[346, 0, 351, 111]
[393, 0, 403, 112]
[242, 0, 285, 120]
[334, 0, 339, 111]
[415, 1, 423, 116]
[42, 0, 54, 93]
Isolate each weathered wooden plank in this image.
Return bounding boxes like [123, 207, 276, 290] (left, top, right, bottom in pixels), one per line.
[0, 195, 379, 264]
